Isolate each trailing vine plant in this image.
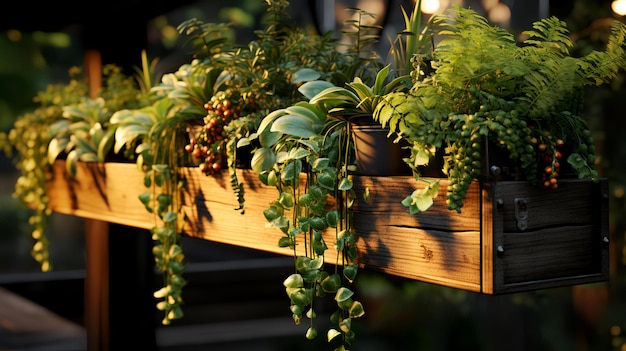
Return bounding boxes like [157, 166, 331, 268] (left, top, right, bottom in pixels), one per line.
[110, 56, 194, 324]
[247, 6, 411, 349]
[0, 65, 145, 272]
[252, 86, 365, 350]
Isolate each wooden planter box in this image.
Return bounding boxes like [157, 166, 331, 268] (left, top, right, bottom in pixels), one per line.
[46, 161, 609, 295]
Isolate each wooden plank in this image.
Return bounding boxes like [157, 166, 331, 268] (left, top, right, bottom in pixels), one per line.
[46, 161, 608, 294]
[502, 225, 601, 283]
[481, 181, 498, 294]
[46, 162, 153, 229]
[495, 180, 597, 231]
[351, 177, 482, 291]
[351, 176, 481, 232]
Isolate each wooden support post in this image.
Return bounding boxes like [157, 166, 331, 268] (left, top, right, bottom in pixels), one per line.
[84, 219, 110, 351]
[84, 50, 109, 351]
[82, 49, 156, 351]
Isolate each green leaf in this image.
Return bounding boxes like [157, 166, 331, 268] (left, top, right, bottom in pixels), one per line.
[97, 127, 117, 160]
[278, 236, 293, 248]
[114, 124, 149, 153]
[271, 114, 320, 138]
[251, 147, 276, 173]
[335, 287, 354, 302]
[162, 211, 177, 223]
[279, 192, 294, 208]
[325, 209, 340, 228]
[298, 80, 336, 100]
[283, 273, 304, 288]
[287, 288, 310, 305]
[327, 328, 342, 342]
[292, 68, 322, 84]
[282, 160, 302, 181]
[47, 137, 69, 164]
[79, 152, 101, 162]
[317, 172, 335, 189]
[338, 177, 353, 191]
[321, 273, 341, 293]
[290, 304, 304, 316]
[305, 327, 318, 340]
[65, 150, 79, 177]
[308, 216, 327, 231]
[343, 264, 358, 283]
[168, 244, 183, 257]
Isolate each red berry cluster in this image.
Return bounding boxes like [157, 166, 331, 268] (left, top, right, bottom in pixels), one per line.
[530, 132, 565, 189]
[186, 92, 243, 175]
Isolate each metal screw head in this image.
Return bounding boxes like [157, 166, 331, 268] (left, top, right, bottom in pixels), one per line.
[496, 245, 505, 256]
[490, 165, 502, 176]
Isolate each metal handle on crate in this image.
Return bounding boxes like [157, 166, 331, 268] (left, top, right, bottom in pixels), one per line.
[514, 198, 528, 231]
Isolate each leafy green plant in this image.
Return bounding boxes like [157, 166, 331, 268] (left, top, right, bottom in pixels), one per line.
[110, 84, 193, 325]
[245, 6, 420, 349]
[375, 5, 626, 213]
[252, 83, 364, 349]
[177, 0, 354, 213]
[47, 64, 149, 175]
[0, 65, 144, 272]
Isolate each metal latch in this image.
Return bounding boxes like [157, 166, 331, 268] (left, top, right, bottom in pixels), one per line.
[514, 198, 528, 231]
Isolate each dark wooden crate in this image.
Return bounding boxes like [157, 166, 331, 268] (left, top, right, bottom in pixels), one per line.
[352, 177, 609, 294]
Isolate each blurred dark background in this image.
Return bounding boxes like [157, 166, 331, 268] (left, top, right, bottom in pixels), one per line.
[0, 0, 625, 350]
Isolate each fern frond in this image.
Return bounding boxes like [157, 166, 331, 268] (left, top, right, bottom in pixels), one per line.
[579, 21, 626, 85]
[519, 56, 582, 117]
[523, 16, 573, 55]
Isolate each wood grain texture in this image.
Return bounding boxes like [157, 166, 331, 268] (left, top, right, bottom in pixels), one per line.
[46, 161, 609, 294]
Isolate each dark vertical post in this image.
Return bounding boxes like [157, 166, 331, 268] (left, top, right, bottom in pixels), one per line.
[108, 224, 156, 350]
[84, 219, 110, 351]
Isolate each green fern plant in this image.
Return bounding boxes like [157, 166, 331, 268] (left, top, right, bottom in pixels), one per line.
[375, 5, 626, 213]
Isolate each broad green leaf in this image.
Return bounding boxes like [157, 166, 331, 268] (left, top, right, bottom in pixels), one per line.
[298, 80, 336, 100]
[251, 147, 276, 173]
[114, 124, 150, 153]
[72, 135, 97, 154]
[292, 68, 322, 84]
[287, 288, 309, 305]
[65, 150, 79, 176]
[169, 244, 183, 257]
[47, 137, 69, 164]
[271, 114, 320, 138]
[284, 104, 324, 125]
[282, 160, 302, 181]
[97, 128, 117, 160]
